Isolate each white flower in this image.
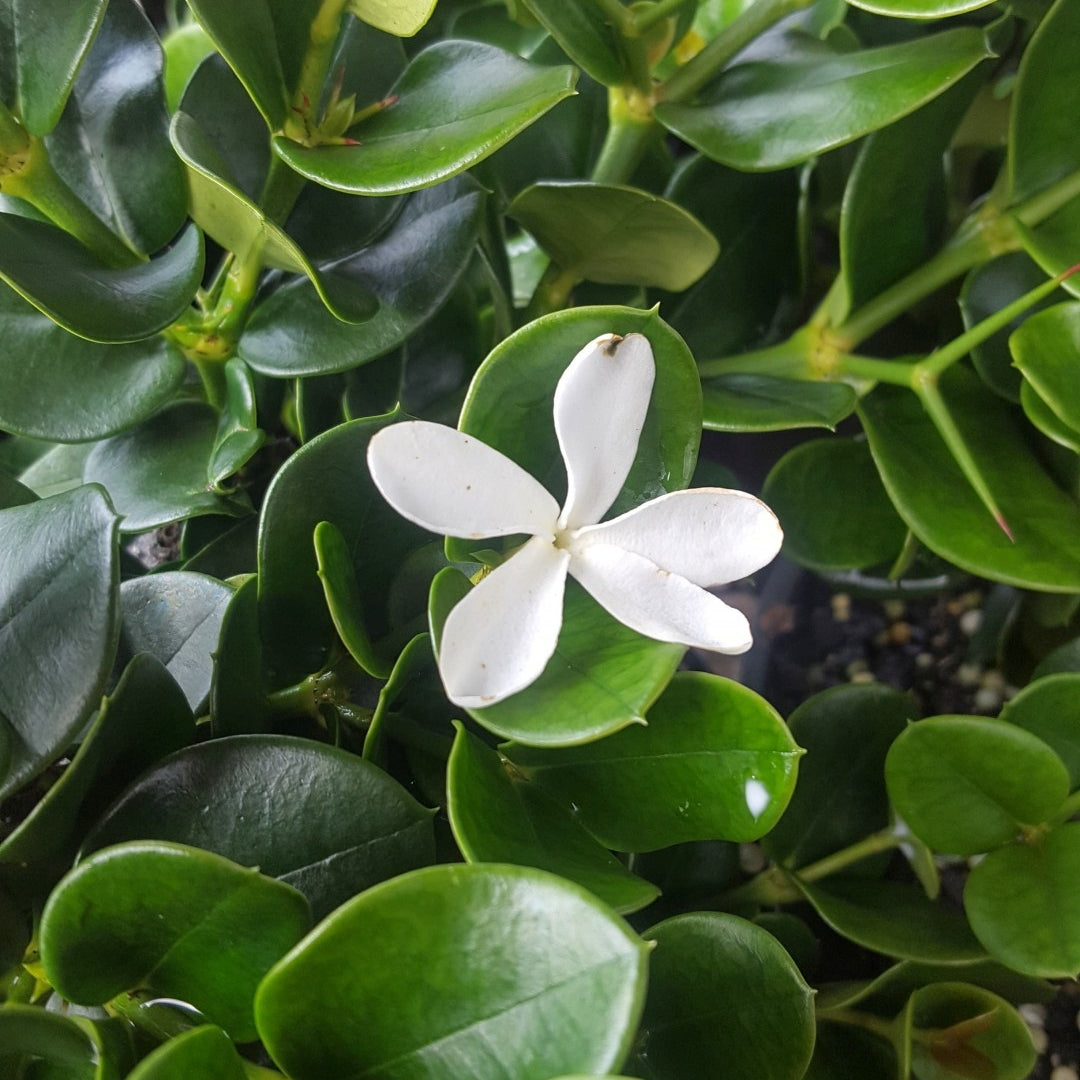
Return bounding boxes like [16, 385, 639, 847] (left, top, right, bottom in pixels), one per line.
[367, 332, 783, 708]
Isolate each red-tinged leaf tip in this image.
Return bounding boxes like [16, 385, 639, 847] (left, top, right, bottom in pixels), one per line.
[1058, 262, 1080, 284]
[382, 95, 400, 108]
[995, 510, 1014, 542]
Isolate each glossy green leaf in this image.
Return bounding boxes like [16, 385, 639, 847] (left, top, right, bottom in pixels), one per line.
[965, 824, 1080, 977]
[0, 654, 193, 896]
[765, 683, 916, 870]
[119, 571, 233, 711]
[1011, 301, 1080, 433]
[1032, 638, 1080, 680]
[84, 402, 250, 533]
[45, 0, 187, 255]
[906, 982, 1035, 1080]
[209, 576, 273, 736]
[256, 864, 648, 1080]
[1000, 674, 1080, 788]
[804, 1024, 896, 1080]
[257, 413, 430, 686]
[859, 370, 1080, 590]
[181, 515, 259, 579]
[209, 358, 266, 488]
[1020, 380, 1080, 453]
[447, 723, 659, 914]
[170, 111, 376, 323]
[126, 1025, 246, 1080]
[847, 0, 997, 13]
[0, 1004, 104, 1080]
[655, 27, 993, 171]
[763, 437, 908, 572]
[40, 840, 311, 1042]
[886, 715, 1070, 856]
[637, 913, 815, 1080]
[702, 374, 856, 433]
[660, 157, 799, 361]
[505, 672, 801, 850]
[0, 0, 106, 133]
[348, 0, 436, 36]
[239, 177, 485, 377]
[430, 569, 684, 746]
[162, 22, 217, 112]
[82, 734, 435, 920]
[508, 181, 718, 290]
[0, 470, 35, 508]
[0, 217, 203, 342]
[0, 285, 186, 441]
[272, 41, 577, 195]
[0, 485, 119, 800]
[16, 441, 93, 498]
[520, 0, 629, 86]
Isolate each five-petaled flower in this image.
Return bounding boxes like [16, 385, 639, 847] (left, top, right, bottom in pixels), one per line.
[367, 332, 783, 708]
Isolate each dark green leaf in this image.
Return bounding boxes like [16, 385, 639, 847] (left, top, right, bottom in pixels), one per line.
[16, 442, 93, 498]
[1000, 673, 1080, 788]
[119, 571, 233, 711]
[447, 722, 659, 913]
[0, 217, 203, 343]
[859, 370, 1080, 590]
[637, 913, 815, 1080]
[508, 181, 718, 290]
[0, 654, 193, 896]
[208, 358, 266, 488]
[39, 840, 311, 1042]
[0, 0, 106, 132]
[82, 734, 435, 921]
[272, 41, 577, 195]
[239, 177, 485, 377]
[764, 683, 916, 869]
[83, 402, 251, 533]
[520, 0, 630, 86]
[702, 374, 856, 433]
[0, 471, 36, 509]
[0, 284, 186, 441]
[763, 437, 908, 572]
[964, 824, 1080, 977]
[886, 715, 1070, 856]
[209, 576, 273, 736]
[505, 672, 801, 850]
[655, 28, 993, 171]
[430, 569, 684, 746]
[0, 1004, 103, 1079]
[1011, 301, 1080, 434]
[255, 864, 648, 1080]
[803, 1024, 896, 1080]
[0, 485, 119, 800]
[126, 1025, 247, 1080]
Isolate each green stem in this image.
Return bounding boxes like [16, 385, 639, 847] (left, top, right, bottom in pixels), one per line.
[633, 0, 695, 33]
[524, 262, 582, 320]
[591, 85, 660, 184]
[1047, 787, 1080, 828]
[834, 354, 918, 387]
[696, 335, 816, 380]
[661, 0, 814, 103]
[816, 1006, 898, 1041]
[588, 0, 636, 34]
[798, 827, 902, 884]
[284, 0, 350, 141]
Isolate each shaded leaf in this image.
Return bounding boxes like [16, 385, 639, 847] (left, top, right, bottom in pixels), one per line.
[126, 1025, 247, 1080]
[702, 374, 856, 433]
[999, 673, 1080, 789]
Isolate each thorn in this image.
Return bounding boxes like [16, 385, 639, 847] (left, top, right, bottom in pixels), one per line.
[995, 510, 1014, 542]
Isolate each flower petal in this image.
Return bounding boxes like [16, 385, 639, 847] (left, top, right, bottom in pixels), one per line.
[555, 332, 655, 531]
[368, 421, 560, 539]
[438, 536, 571, 708]
[573, 488, 783, 587]
[570, 543, 753, 653]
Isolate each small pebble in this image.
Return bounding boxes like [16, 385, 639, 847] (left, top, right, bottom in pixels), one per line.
[982, 670, 1006, 692]
[956, 662, 983, 688]
[1031, 1026, 1049, 1054]
[883, 599, 906, 621]
[887, 621, 912, 646]
[915, 652, 935, 670]
[1050, 1066, 1078, 1080]
[974, 687, 1003, 713]
[850, 670, 876, 684]
[831, 593, 851, 622]
[846, 659, 869, 680]
[739, 844, 768, 874]
[959, 608, 983, 636]
[1020, 1004, 1046, 1027]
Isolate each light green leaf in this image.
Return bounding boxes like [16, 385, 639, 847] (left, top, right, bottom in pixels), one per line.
[347, 0, 437, 36]
[1011, 301, 1080, 434]
[999, 673, 1080, 789]
[844, 0, 999, 21]
[126, 1025, 247, 1080]
[520, 0, 630, 87]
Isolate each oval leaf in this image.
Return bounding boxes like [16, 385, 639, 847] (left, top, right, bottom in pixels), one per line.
[39, 840, 311, 1042]
[519, 0, 630, 86]
[1011, 301, 1080, 434]
[347, 0, 437, 37]
[505, 672, 802, 850]
[255, 863, 648, 1080]
[999, 673, 1080, 788]
[702, 374, 856, 433]
[126, 1025, 247, 1080]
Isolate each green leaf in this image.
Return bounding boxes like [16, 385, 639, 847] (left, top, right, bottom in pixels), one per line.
[239, 177, 485, 377]
[905, 982, 1036, 1080]
[0, 285, 186, 441]
[1020, 380, 1080, 453]
[126, 1025, 247, 1080]
[804, 1023, 896, 1080]
[0, 0, 107, 135]
[964, 824, 1080, 977]
[447, 722, 659, 914]
[0, 485, 119, 800]
[505, 672, 801, 850]
[0, 654, 193, 897]
[795, 877, 986, 963]
[1011, 301, 1080, 433]
[520, 0, 630, 86]
[118, 571, 233, 712]
[45, 0, 188, 255]
[209, 358, 266, 488]
[0, 1004, 106, 1080]
[508, 181, 718, 290]
[257, 413, 431, 686]
[209, 576, 273, 736]
[886, 715, 1070, 856]
[430, 569, 684, 746]
[169, 111, 376, 323]
[702, 374, 856, 433]
[999, 674, 1080, 788]
[858, 369, 1080, 590]
[347, 0, 437, 36]
[654, 27, 993, 171]
[764, 683, 916, 870]
[83, 403, 250, 533]
[39, 840, 311, 1042]
[846, 0, 997, 15]
[272, 41, 577, 195]
[16, 441, 93, 499]
[255, 864, 648, 1080]
[763, 437, 908, 572]
[162, 22, 217, 112]
[637, 913, 815, 1080]
[0, 218, 203, 343]
[82, 734, 435, 921]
